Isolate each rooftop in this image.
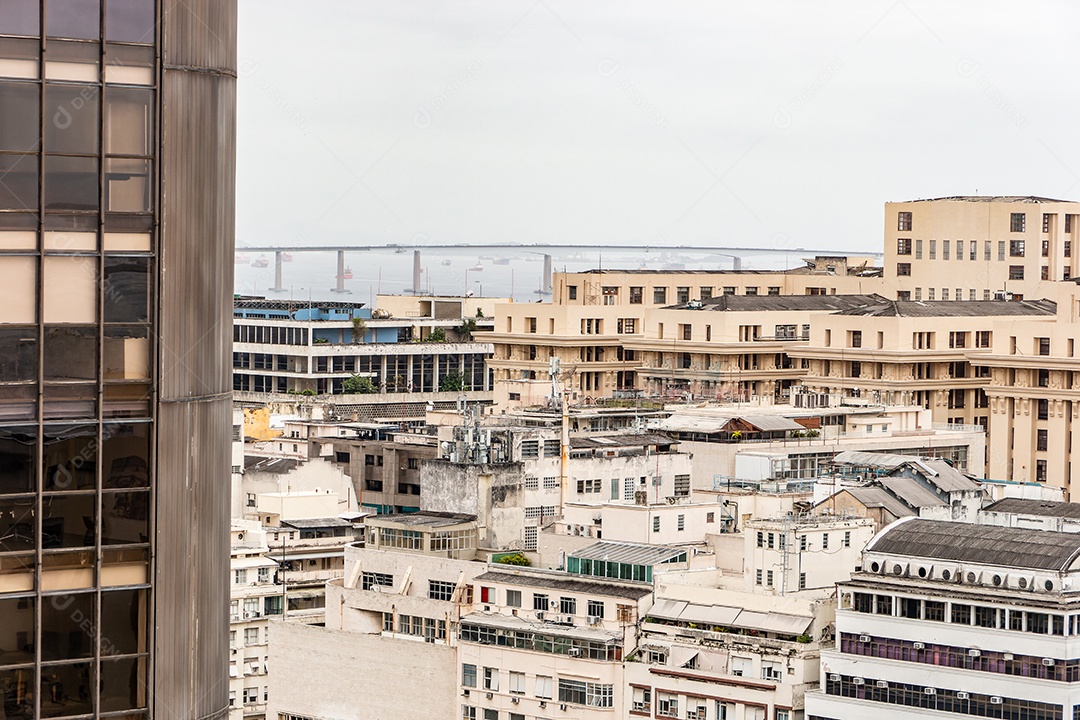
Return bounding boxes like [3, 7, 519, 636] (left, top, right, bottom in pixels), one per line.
[836, 299, 1056, 318]
[569, 433, 675, 450]
[367, 511, 476, 528]
[461, 611, 621, 642]
[828, 487, 915, 519]
[244, 456, 299, 475]
[569, 540, 688, 567]
[901, 196, 1076, 204]
[473, 569, 653, 600]
[867, 518, 1080, 572]
[234, 296, 367, 311]
[671, 293, 890, 313]
[281, 517, 356, 530]
[983, 498, 1080, 520]
[647, 598, 813, 635]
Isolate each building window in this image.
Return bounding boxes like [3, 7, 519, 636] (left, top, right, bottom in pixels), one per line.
[798, 573, 806, 590]
[850, 330, 862, 348]
[1010, 239, 1025, 257]
[362, 572, 393, 591]
[533, 593, 548, 611]
[970, 241, 977, 260]
[524, 526, 538, 550]
[822, 533, 829, 549]
[898, 211, 912, 231]
[843, 530, 851, 548]
[676, 286, 690, 304]
[1038, 429, 1048, 452]
[508, 671, 526, 695]
[766, 570, 774, 586]
[929, 239, 936, 259]
[896, 262, 911, 276]
[755, 569, 763, 585]
[897, 238, 912, 255]
[462, 707, 476, 720]
[1038, 337, 1051, 356]
[429, 580, 457, 601]
[1036, 459, 1048, 483]
[677, 514, 685, 531]
[653, 287, 667, 304]
[483, 667, 499, 691]
[567, 286, 577, 300]
[559, 597, 576, 615]
[673, 474, 690, 497]
[587, 599, 605, 619]
[1038, 399, 1049, 420]
[915, 239, 923, 259]
[652, 516, 660, 533]
[942, 240, 950, 260]
[535, 676, 553, 699]
[1011, 212, 1026, 233]
[956, 240, 963, 259]
[1043, 213, 1052, 232]
[1009, 265, 1025, 280]
[768, 286, 781, 295]
[629, 286, 643, 304]
[462, 664, 477, 687]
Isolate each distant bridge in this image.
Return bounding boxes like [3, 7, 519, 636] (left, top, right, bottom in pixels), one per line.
[233, 244, 881, 294]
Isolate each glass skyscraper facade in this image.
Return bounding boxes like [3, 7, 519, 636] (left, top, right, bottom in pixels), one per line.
[0, 2, 234, 719]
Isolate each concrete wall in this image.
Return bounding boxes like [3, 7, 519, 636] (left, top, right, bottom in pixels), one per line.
[268, 620, 457, 720]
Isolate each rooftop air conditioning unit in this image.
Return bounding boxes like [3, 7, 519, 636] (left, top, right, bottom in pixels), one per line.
[923, 688, 936, 696]
[875, 681, 888, 689]
[1043, 658, 1055, 667]
[912, 642, 925, 650]
[968, 649, 981, 657]
[852, 678, 865, 686]
[858, 634, 871, 643]
[829, 674, 841, 682]
[511, 697, 519, 705]
[560, 704, 568, 712]
[990, 697, 1003, 705]
[568, 648, 581, 657]
[956, 692, 970, 700]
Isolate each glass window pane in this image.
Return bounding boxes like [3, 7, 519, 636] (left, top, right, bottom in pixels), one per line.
[44, 155, 99, 212]
[40, 661, 94, 717]
[101, 588, 146, 655]
[105, 87, 153, 155]
[105, 157, 151, 212]
[41, 592, 94, 660]
[45, 85, 100, 154]
[103, 382, 150, 418]
[0, 0, 40, 36]
[0, 426, 35, 495]
[106, 0, 155, 43]
[0, 595, 34, 666]
[105, 326, 149, 379]
[46, 0, 101, 40]
[44, 326, 97, 380]
[0, 385, 35, 423]
[101, 655, 147, 712]
[0, 327, 36, 382]
[0, 83, 40, 152]
[102, 423, 149, 488]
[0, 496, 35, 553]
[42, 493, 95, 549]
[43, 425, 98, 491]
[43, 383, 96, 420]
[104, 257, 148, 322]
[102, 491, 148, 544]
[0, 257, 36, 325]
[0, 668, 34, 719]
[0, 154, 39, 211]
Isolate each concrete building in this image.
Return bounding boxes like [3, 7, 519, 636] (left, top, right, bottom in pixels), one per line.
[882, 195, 1080, 302]
[792, 298, 1056, 430]
[807, 517, 1080, 719]
[485, 258, 888, 406]
[632, 294, 891, 401]
[232, 295, 494, 421]
[979, 497, 1080, 533]
[977, 282, 1080, 496]
[0, 3, 234, 719]
[228, 521, 281, 720]
[743, 514, 875, 595]
[422, 425, 693, 551]
[655, 401, 987, 488]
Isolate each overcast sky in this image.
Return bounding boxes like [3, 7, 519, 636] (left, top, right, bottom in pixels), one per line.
[235, 1, 1080, 255]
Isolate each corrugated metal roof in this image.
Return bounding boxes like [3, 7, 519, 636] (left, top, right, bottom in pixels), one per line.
[878, 477, 947, 508]
[648, 599, 811, 635]
[831, 451, 918, 469]
[837, 487, 916, 518]
[368, 511, 476, 527]
[984, 498, 1080, 520]
[681, 294, 890, 313]
[473, 570, 653, 600]
[868, 518, 1080, 571]
[461, 612, 621, 642]
[281, 517, 355, 529]
[569, 541, 687, 566]
[837, 300, 1056, 318]
[910, 459, 980, 492]
[739, 415, 804, 432]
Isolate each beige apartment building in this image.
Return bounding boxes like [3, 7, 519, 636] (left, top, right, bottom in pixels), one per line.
[485, 257, 889, 406]
[631, 294, 890, 400]
[883, 195, 1080, 302]
[791, 298, 1057, 428]
[977, 282, 1080, 496]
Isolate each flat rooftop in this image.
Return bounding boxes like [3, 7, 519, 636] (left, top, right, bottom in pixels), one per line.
[901, 196, 1076, 204]
[473, 569, 652, 600]
[673, 294, 890, 313]
[569, 540, 687, 566]
[868, 518, 1080, 572]
[836, 299, 1056, 318]
[368, 511, 476, 528]
[983, 498, 1080, 520]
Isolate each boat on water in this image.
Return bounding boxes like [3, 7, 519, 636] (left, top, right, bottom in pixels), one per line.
[471, 264, 484, 272]
[493, 257, 510, 266]
[338, 267, 354, 280]
[441, 259, 452, 266]
[235, 253, 250, 264]
[251, 254, 269, 268]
